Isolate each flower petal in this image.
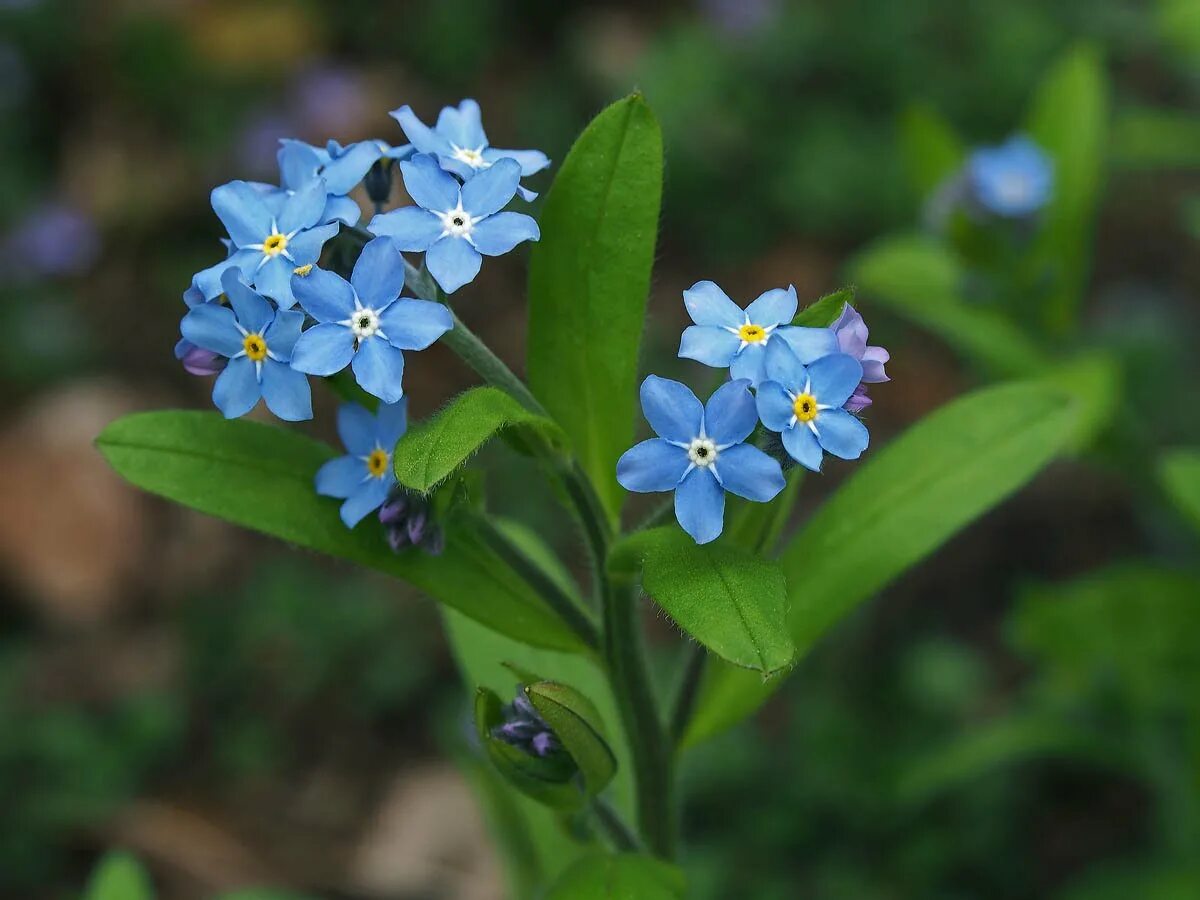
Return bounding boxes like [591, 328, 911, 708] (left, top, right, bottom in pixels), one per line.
[352, 337, 406, 403]
[426, 236, 482, 294]
[338, 403, 378, 455]
[616, 439, 690, 493]
[482, 147, 551, 176]
[729, 345, 768, 386]
[292, 266, 356, 322]
[674, 468, 725, 545]
[180, 303, 243, 357]
[399, 153, 461, 212]
[290, 323, 356, 375]
[315, 454, 369, 499]
[285, 222, 339, 266]
[469, 211, 539, 255]
[322, 195, 362, 226]
[744, 285, 797, 327]
[704, 379, 758, 446]
[775, 326, 840, 365]
[814, 408, 869, 460]
[379, 299, 453, 350]
[211, 181, 271, 247]
[763, 338, 807, 390]
[277, 140, 323, 191]
[683, 280, 743, 329]
[212, 356, 260, 419]
[264, 308, 305, 358]
[640, 375, 703, 444]
[461, 158, 521, 218]
[351, 236, 406, 308]
[755, 381, 796, 433]
[831, 304, 868, 357]
[322, 140, 383, 195]
[254, 255, 298, 308]
[679, 326, 739, 368]
[437, 99, 487, 149]
[368, 206, 444, 251]
[390, 105, 451, 156]
[221, 268, 273, 333]
[192, 249, 258, 302]
[340, 476, 391, 528]
[782, 422, 824, 471]
[861, 346, 890, 383]
[278, 178, 327, 234]
[260, 359, 312, 421]
[808, 353, 864, 408]
[375, 399, 409, 448]
[714, 443, 786, 502]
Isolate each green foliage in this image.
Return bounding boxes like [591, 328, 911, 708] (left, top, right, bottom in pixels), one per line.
[527, 94, 664, 527]
[1160, 449, 1200, 536]
[1112, 106, 1200, 170]
[611, 528, 794, 676]
[215, 892, 321, 900]
[526, 682, 618, 797]
[96, 411, 587, 652]
[898, 103, 965, 198]
[84, 852, 153, 900]
[543, 853, 686, 899]
[792, 286, 855, 328]
[392, 386, 566, 493]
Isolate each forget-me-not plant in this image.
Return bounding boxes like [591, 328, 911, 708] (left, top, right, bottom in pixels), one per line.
[966, 135, 1053, 218]
[316, 400, 408, 527]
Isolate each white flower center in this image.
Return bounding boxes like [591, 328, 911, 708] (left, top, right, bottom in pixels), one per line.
[451, 144, 489, 170]
[995, 172, 1033, 207]
[439, 203, 475, 238]
[687, 437, 718, 467]
[350, 307, 381, 339]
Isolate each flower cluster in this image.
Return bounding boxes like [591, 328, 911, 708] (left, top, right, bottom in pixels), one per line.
[618, 282, 889, 544]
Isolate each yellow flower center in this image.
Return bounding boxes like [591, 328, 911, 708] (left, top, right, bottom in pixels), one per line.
[243, 333, 268, 361]
[263, 233, 288, 256]
[793, 393, 818, 422]
[738, 323, 767, 343]
[293, 263, 313, 276]
[366, 448, 389, 478]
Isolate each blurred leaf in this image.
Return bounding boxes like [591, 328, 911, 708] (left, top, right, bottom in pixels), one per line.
[527, 94, 664, 527]
[898, 103, 965, 198]
[1158, 0, 1200, 68]
[215, 892, 320, 900]
[1036, 351, 1120, 451]
[527, 681, 617, 797]
[793, 286, 854, 328]
[1160, 448, 1200, 536]
[85, 852, 153, 900]
[544, 853, 685, 899]
[725, 468, 804, 555]
[1024, 43, 1108, 335]
[393, 387, 566, 493]
[1112, 105, 1200, 170]
[610, 528, 795, 676]
[1058, 861, 1200, 900]
[97, 412, 587, 652]
[681, 661, 777, 750]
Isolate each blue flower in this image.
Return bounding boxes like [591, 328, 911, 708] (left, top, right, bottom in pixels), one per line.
[678, 281, 839, 386]
[391, 99, 550, 201]
[617, 376, 786, 544]
[274, 138, 415, 225]
[755, 340, 869, 472]
[180, 269, 312, 421]
[289, 236, 453, 403]
[315, 400, 408, 528]
[192, 178, 339, 307]
[966, 135, 1053, 218]
[367, 153, 540, 294]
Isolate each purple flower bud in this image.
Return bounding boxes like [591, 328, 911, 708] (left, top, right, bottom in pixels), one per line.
[493, 685, 564, 760]
[378, 495, 408, 525]
[386, 526, 411, 553]
[174, 339, 227, 377]
[406, 509, 427, 546]
[844, 384, 872, 413]
[421, 525, 446, 557]
[531, 731, 558, 757]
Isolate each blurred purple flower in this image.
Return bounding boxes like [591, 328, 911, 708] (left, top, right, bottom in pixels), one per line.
[236, 112, 294, 176]
[699, 0, 777, 36]
[3, 201, 99, 279]
[293, 66, 368, 136]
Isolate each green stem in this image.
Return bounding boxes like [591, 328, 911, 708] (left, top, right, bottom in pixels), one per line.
[440, 309, 548, 416]
[669, 642, 708, 748]
[592, 796, 641, 853]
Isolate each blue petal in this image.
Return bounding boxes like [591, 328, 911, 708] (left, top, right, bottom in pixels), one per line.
[469, 211, 539, 255]
[755, 381, 796, 433]
[290, 323, 356, 375]
[390, 105, 452, 156]
[379, 299, 453, 350]
[763, 338, 807, 391]
[674, 467, 725, 544]
[352, 337, 406, 403]
[180, 303, 243, 358]
[254, 255, 298, 308]
[461, 158, 521, 218]
[287, 222, 339, 266]
[292, 265, 355, 322]
[640, 375, 703, 444]
[340, 476, 392, 528]
[212, 356, 260, 419]
[482, 147, 551, 176]
[679, 325, 740, 367]
[221, 268, 273, 333]
[714, 443, 786, 502]
[278, 178, 327, 234]
[808, 353, 863, 408]
[775, 325, 840, 365]
[400, 153, 461, 212]
[351, 236, 406, 308]
[368, 206, 444, 251]
[322, 140, 383, 195]
[192, 250, 260, 301]
[729, 345, 768, 386]
[744, 285, 797, 326]
[782, 423, 824, 472]
[277, 140, 322, 191]
[436, 99, 487, 149]
[683, 281, 743, 329]
[322, 195, 362, 226]
[183, 280, 206, 308]
[260, 359, 312, 421]
[616, 439, 690, 493]
[438, 155, 477, 181]
[316, 454, 369, 499]
[265, 308, 305, 358]
[814, 408, 869, 460]
[375, 398, 409, 448]
[515, 184, 539, 202]
[426, 236, 482, 294]
[211, 181, 272, 247]
[338, 403, 378, 455]
[704, 379, 758, 446]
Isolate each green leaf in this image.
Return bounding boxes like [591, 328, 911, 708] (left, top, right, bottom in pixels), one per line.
[393, 387, 567, 493]
[526, 681, 617, 797]
[1112, 105, 1200, 170]
[792, 286, 854, 328]
[610, 528, 794, 676]
[215, 892, 321, 900]
[544, 853, 685, 900]
[1160, 448, 1200, 536]
[898, 103, 965, 197]
[527, 94, 664, 527]
[725, 468, 804, 555]
[851, 234, 1047, 376]
[85, 852, 153, 900]
[680, 660, 778, 749]
[97, 411, 587, 652]
[1024, 43, 1108, 335]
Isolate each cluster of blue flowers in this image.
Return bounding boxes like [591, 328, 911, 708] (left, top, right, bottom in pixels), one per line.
[173, 99, 548, 535]
[618, 283, 889, 544]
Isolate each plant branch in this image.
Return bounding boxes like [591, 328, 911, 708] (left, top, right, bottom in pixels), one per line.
[592, 796, 641, 853]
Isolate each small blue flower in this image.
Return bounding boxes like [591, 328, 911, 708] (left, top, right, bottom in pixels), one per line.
[274, 138, 415, 225]
[315, 400, 408, 528]
[289, 236, 453, 403]
[368, 153, 540, 294]
[193, 177, 339, 307]
[678, 281, 839, 387]
[391, 99, 550, 201]
[617, 376, 786, 544]
[966, 135, 1053, 218]
[180, 269, 312, 421]
[755, 340, 868, 472]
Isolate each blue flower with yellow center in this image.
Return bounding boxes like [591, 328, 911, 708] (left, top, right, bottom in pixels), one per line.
[316, 400, 408, 528]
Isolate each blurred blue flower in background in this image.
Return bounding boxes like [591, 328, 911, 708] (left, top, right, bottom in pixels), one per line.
[316, 400, 408, 528]
[618, 376, 785, 544]
[2, 201, 99, 280]
[966, 135, 1053, 218]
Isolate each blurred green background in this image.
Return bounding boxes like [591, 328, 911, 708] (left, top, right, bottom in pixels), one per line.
[2, 0, 1198, 897]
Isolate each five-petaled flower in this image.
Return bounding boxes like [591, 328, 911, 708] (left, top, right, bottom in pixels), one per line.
[678, 281, 839, 387]
[180, 269, 312, 421]
[830, 303, 890, 412]
[316, 400, 409, 528]
[617, 376, 786, 544]
[391, 98, 550, 201]
[966, 135, 1053, 219]
[289, 236, 453, 403]
[756, 340, 869, 472]
[368, 153, 540, 294]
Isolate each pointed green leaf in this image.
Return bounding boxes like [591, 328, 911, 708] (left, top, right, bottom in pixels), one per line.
[85, 852, 153, 900]
[392, 387, 567, 493]
[1160, 448, 1200, 536]
[898, 103, 966, 197]
[97, 411, 586, 652]
[527, 94, 664, 527]
[792, 286, 854, 328]
[526, 681, 617, 797]
[544, 853, 685, 900]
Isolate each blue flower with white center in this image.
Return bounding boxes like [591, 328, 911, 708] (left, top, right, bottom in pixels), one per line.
[755, 340, 869, 472]
[289, 236, 453, 403]
[391, 99, 550, 201]
[966, 135, 1053, 218]
[678, 281, 840, 387]
[274, 138, 415, 225]
[315, 400, 408, 528]
[367, 153, 540, 294]
[179, 268, 312, 421]
[617, 376, 786, 545]
[192, 177, 339, 307]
